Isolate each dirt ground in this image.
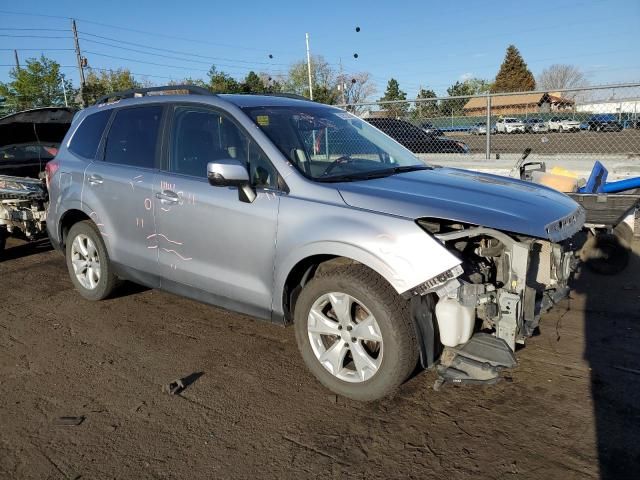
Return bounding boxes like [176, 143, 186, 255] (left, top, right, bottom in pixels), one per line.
[1, 237, 639, 480]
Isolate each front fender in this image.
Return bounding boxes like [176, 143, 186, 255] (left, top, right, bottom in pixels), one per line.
[272, 195, 461, 316]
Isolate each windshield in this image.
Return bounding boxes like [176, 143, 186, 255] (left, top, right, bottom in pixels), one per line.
[241, 105, 429, 181]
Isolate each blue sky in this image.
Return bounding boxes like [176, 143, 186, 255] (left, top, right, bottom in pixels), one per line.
[1, 0, 638, 98]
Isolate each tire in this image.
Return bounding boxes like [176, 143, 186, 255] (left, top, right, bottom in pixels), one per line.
[614, 222, 634, 248]
[580, 232, 630, 275]
[0, 228, 6, 255]
[294, 264, 419, 401]
[65, 220, 118, 300]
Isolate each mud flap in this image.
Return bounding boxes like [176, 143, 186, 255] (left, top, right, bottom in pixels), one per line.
[434, 333, 517, 390]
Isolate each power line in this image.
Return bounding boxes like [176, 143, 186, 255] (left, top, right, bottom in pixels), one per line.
[78, 33, 290, 67]
[82, 50, 288, 76]
[0, 34, 72, 39]
[0, 48, 75, 51]
[0, 27, 69, 32]
[0, 9, 298, 56]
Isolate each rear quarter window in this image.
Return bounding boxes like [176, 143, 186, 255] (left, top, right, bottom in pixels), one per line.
[68, 110, 112, 159]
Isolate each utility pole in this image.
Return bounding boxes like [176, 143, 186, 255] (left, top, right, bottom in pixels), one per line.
[339, 58, 346, 104]
[305, 33, 313, 101]
[13, 49, 20, 71]
[61, 76, 69, 107]
[71, 19, 86, 105]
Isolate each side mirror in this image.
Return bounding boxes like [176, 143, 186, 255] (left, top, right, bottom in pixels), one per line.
[207, 159, 256, 203]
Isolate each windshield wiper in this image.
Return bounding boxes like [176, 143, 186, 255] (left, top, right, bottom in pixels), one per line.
[315, 164, 432, 183]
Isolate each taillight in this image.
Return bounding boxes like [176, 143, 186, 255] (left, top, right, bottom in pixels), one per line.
[45, 159, 60, 190]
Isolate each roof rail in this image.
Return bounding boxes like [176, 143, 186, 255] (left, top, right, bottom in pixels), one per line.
[260, 93, 309, 101]
[94, 84, 215, 105]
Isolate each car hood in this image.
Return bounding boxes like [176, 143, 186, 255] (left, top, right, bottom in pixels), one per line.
[0, 107, 76, 148]
[337, 167, 585, 242]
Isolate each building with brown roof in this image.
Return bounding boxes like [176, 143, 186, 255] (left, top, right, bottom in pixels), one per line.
[463, 92, 574, 116]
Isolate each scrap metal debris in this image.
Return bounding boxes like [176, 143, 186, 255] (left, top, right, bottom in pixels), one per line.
[54, 416, 85, 426]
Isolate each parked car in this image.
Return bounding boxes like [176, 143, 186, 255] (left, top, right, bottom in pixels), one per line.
[47, 86, 585, 401]
[469, 122, 496, 135]
[523, 118, 549, 133]
[366, 118, 468, 153]
[0, 107, 76, 254]
[547, 117, 581, 132]
[586, 114, 624, 132]
[419, 121, 443, 136]
[495, 117, 525, 134]
[0, 107, 76, 178]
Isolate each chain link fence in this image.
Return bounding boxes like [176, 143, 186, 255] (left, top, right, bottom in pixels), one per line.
[339, 83, 640, 179]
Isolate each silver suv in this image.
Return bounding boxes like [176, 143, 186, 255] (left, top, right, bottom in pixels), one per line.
[47, 86, 585, 400]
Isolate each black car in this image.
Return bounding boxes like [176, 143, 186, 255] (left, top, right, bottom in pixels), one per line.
[419, 121, 443, 136]
[585, 114, 623, 132]
[366, 118, 468, 154]
[0, 107, 76, 178]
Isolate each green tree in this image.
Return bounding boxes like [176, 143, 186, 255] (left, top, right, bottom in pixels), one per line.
[379, 78, 408, 117]
[440, 78, 492, 115]
[241, 71, 266, 94]
[208, 66, 242, 93]
[413, 87, 438, 118]
[491, 45, 535, 93]
[285, 55, 337, 103]
[0, 55, 73, 112]
[84, 68, 139, 104]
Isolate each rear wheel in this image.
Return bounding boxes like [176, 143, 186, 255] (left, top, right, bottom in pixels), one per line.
[65, 220, 118, 300]
[294, 265, 418, 401]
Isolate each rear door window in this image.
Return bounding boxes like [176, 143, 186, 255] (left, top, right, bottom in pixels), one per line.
[68, 110, 111, 159]
[104, 106, 163, 169]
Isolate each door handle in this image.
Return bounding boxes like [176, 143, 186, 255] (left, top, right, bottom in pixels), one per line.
[155, 190, 179, 205]
[88, 174, 103, 185]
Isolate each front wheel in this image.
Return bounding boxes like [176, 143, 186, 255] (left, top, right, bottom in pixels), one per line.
[294, 265, 419, 401]
[65, 220, 118, 300]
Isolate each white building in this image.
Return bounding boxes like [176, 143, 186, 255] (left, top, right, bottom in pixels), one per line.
[576, 97, 640, 116]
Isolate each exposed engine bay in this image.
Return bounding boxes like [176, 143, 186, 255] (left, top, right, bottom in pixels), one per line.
[0, 175, 49, 251]
[415, 217, 583, 386]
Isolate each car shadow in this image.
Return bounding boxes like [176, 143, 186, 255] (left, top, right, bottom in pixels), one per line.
[111, 281, 151, 299]
[0, 238, 52, 262]
[571, 241, 640, 478]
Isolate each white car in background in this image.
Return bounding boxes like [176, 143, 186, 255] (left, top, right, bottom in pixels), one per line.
[548, 117, 581, 132]
[495, 117, 525, 134]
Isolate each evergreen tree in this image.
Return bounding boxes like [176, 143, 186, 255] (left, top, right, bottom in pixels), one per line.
[379, 78, 408, 117]
[241, 71, 266, 94]
[491, 45, 535, 93]
[414, 87, 438, 118]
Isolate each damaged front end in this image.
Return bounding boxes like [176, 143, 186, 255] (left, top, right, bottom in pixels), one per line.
[0, 175, 49, 247]
[415, 211, 584, 386]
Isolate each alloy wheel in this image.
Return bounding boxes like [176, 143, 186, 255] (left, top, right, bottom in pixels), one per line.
[307, 292, 383, 383]
[70, 234, 101, 290]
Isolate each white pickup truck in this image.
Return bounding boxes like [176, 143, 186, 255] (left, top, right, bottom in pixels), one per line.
[547, 117, 581, 132]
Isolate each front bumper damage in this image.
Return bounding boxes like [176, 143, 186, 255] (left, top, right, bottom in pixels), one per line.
[414, 211, 584, 386]
[0, 175, 48, 242]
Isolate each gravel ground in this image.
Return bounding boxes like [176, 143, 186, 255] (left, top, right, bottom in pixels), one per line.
[1, 237, 639, 479]
[455, 129, 640, 155]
